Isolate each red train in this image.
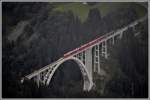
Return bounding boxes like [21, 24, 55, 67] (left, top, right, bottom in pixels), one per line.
[63, 34, 106, 58]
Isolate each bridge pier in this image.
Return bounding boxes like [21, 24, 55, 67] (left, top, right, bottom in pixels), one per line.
[35, 74, 41, 87]
[101, 40, 108, 59]
[119, 32, 123, 39]
[132, 26, 136, 32]
[105, 40, 108, 59]
[85, 48, 93, 81]
[112, 37, 115, 45]
[75, 52, 85, 64]
[93, 44, 100, 74]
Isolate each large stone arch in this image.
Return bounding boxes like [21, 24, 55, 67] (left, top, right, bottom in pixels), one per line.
[46, 56, 93, 91]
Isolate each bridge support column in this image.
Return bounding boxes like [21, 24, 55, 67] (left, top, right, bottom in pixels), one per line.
[81, 52, 85, 64]
[80, 53, 83, 63]
[75, 52, 85, 64]
[132, 26, 136, 32]
[119, 32, 123, 39]
[112, 37, 115, 45]
[93, 45, 100, 74]
[85, 48, 93, 81]
[101, 42, 105, 57]
[105, 40, 108, 59]
[36, 74, 41, 88]
[102, 40, 108, 59]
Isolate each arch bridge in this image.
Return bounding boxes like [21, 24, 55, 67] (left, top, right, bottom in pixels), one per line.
[21, 15, 147, 91]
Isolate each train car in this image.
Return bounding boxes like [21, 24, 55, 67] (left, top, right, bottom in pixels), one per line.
[63, 34, 107, 58]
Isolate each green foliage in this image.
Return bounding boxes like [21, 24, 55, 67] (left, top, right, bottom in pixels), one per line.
[52, 2, 147, 22]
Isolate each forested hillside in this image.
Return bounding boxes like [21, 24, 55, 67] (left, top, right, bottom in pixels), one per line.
[2, 2, 148, 98]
